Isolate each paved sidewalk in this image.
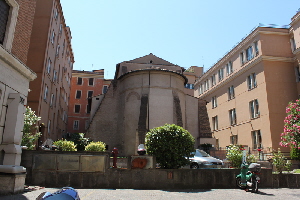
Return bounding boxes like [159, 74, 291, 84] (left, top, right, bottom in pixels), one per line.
[1, 188, 300, 200]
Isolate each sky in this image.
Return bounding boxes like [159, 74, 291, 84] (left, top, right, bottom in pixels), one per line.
[60, 0, 300, 79]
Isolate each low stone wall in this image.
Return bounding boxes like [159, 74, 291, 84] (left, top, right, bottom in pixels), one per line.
[21, 151, 300, 189]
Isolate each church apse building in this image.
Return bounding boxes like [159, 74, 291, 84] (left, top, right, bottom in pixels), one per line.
[86, 53, 213, 156]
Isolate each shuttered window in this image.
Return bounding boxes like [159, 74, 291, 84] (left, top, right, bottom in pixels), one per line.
[0, 0, 10, 44]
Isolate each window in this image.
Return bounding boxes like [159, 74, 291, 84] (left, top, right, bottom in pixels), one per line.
[87, 90, 93, 98]
[226, 61, 233, 76]
[0, 0, 10, 45]
[62, 40, 65, 55]
[211, 74, 216, 86]
[291, 37, 296, 52]
[77, 77, 82, 85]
[74, 105, 80, 113]
[44, 85, 48, 101]
[185, 83, 194, 89]
[246, 46, 253, 61]
[212, 96, 217, 108]
[73, 120, 79, 130]
[228, 85, 235, 100]
[247, 73, 257, 90]
[50, 30, 55, 44]
[47, 120, 51, 134]
[50, 93, 54, 107]
[218, 68, 224, 81]
[53, 70, 57, 82]
[249, 99, 260, 119]
[56, 45, 60, 56]
[212, 116, 218, 131]
[47, 58, 51, 74]
[230, 135, 238, 145]
[252, 130, 262, 149]
[240, 52, 245, 65]
[204, 80, 209, 91]
[295, 66, 300, 82]
[85, 120, 90, 130]
[254, 41, 259, 56]
[76, 90, 82, 99]
[199, 84, 203, 95]
[229, 108, 237, 125]
[54, 8, 58, 19]
[89, 78, 94, 86]
[86, 104, 91, 114]
[102, 85, 108, 94]
[59, 24, 62, 35]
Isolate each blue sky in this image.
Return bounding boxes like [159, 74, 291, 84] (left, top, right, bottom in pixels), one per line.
[60, 0, 300, 79]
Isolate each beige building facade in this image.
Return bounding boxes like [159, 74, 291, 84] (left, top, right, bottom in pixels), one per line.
[87, 54, 207, 156]
[194, 11, 300, 154]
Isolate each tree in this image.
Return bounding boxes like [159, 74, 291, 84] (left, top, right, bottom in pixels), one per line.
[21, 106, 41, 150]
[145, 124, 195, 169]
[280, 100, 300, 157]
[69, 133, 92, 151]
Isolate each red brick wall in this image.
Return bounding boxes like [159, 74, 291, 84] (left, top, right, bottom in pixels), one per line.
[11, 0, 37, 64]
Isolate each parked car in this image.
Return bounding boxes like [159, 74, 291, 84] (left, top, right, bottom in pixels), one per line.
[188, 149, 223, 169]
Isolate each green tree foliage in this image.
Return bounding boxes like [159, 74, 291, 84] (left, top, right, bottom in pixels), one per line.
[70, 133, 92, 151]
[85, 141, 106, 152]
[21, 106, 41, 150]
[53, 139, 77, 151]
[226, 144, 257, 168]
[145, 124, 195, 169]
[290, 147, 300, 161]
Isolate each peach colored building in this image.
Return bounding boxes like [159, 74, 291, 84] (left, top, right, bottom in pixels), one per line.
[194, 11, 300, 155]
[67, 69, 112, 134]
[26, 0, 74, 142]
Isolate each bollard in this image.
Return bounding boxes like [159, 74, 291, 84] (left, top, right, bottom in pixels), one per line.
[111, 147, 118, 168]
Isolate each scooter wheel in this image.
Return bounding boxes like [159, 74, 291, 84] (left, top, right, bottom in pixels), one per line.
[236, 177, 246, 189]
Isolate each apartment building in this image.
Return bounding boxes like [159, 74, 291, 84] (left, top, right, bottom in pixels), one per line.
[194, 11, 300, 154]
[67, 69, 112, 134]
[26, 0, 74, 142]
[0, 0, 37, 193]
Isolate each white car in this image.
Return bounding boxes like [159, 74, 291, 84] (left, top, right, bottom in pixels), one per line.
[188, 149, 223, 169]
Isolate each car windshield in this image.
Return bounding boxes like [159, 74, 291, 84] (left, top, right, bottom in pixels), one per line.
[196, 150, 210, 157]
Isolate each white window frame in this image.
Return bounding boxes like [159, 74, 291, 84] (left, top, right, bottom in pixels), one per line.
[47, 58, 51, 74]
[73, 120, 79, 130]
[249, 99, 260, 119]
[254, 41, 259, 56]
[211, 74, 216, 86]
[226, 61, 233, 76]
[240, 51, 245, 65]
[74, 104, 80, 113]
[252, 130, 262, 149]
[247, 73, 257, 90]
[228, 85, 235, 100]
[212, 116, 218, 131]
[88, 78, 94, 86]
[295, 66, 300, 82]
[218, 68, 224, 82]
[212, 96, 217, 108]
[291, 37, 296, 52]
[50, 93, 54, 107]
[76, 90, 82, 99]
[47, 120, 51, 134]
[246, 46, 254, 61]
[229, 108, 236, 125]
[44, 85, 48, 101]
[230, 135, 238, 145]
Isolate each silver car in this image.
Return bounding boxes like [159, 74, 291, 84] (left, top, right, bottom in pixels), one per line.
[188, 149, 223, 169]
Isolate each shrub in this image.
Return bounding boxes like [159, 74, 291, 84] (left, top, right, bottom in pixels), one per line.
[226, 144, 257, 168]
[85, 141, 106, 152]
[272, 148, 292, 173]
[21, 106, 41, 150]
[53, 139, 77, 151]
[145, 124, 195, 169]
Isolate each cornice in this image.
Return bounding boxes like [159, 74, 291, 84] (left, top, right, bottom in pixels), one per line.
[0, 46, 36, 81]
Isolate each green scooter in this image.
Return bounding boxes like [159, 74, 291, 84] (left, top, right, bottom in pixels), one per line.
[236, 162, 261, 193]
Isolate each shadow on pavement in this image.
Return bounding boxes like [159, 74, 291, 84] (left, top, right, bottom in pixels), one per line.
[162, 189, 212, 193]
